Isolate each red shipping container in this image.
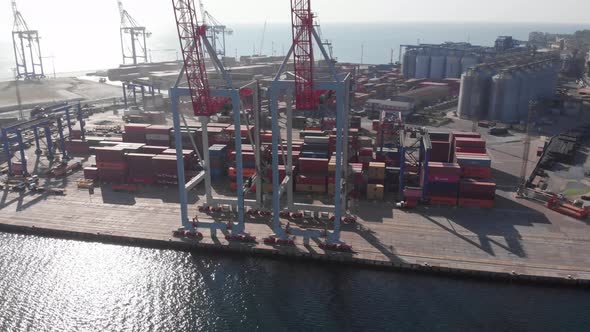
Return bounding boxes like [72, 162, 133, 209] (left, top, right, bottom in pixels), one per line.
[124, 124, 150, 133]
[427, 174, 461, 183]
[459, 180, 496, 199]
[461, 165, 492, 179]
[98, 169, 127, 182]
[97, 162, 127, 171]
[228, 167, 256, 178]
[429, 195, 458, 206]
[129, 176, 155, 185]
[451, 131, 481, 139]
[454, 137, 486, 149]
[428, 162, 461, 175]
[146, 125, 172, 135]
[455, 146, 486, 154]
[296, 174, 326, 185]
[95, 147, 126, 163]
[84, 167, 98, 180]
[298, 158, 329, 174]
[140, 145, 169, 154]
[458, 198, 494, 208]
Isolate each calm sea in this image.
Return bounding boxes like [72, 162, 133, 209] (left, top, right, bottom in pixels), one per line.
[2, 22, 590, 80]
[0, 232, 589, 331]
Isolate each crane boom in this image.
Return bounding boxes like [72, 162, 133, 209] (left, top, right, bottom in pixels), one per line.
[172, 0, 213, 116]
[291, 0, 316, 110]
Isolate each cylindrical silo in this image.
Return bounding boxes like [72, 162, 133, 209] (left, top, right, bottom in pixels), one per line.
[461, 54, 480, 74]
[489, 69, 521, 123]
[445, 52, 462, 78]
[415, 50, 431, 79]
[429, 50, 446, 80]
[474, 65, 495, 119]
[402, 49, 417, 79]
[458, 69, 477, 118]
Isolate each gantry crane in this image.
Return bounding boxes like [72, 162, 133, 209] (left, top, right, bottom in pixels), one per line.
[291, 0, 316, 110]
[267, 0, 352, 247]
[199, 1, 233, 57]
[118, 0, 151, 65]
[171, 0, 251, 236]
[11, 0, 45, 80]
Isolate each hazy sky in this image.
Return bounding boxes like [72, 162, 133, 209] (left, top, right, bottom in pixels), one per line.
[1, 0, 589, 78]
[3, 0, 590, 29]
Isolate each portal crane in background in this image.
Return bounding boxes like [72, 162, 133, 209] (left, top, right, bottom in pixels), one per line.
[118, 0, 151, 65]
[199, 1, 234, 57]
[291, 0, 316, 110]
[11, 0, 45, 80]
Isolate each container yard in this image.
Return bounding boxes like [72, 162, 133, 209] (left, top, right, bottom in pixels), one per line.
[2, 0, 590, 287]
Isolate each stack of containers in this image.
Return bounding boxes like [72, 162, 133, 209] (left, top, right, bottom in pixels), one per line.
[265, 165, 295, 193]
[350, 116, 361, 129]
[458, 180, 496, 208]
[65, 140, 91, 155]
[424, 162, 462, 206]
[375, 147, 400, 167]
[224, 125, 255, 144]
[296, 157, 328, 193]
[452, 135, 491, 179]
[358, 147, 373, 168]
[302, 135, 330, 159]
[161, 149, 198, 171]
[127, 153, 156, 184]
[152, 155, 179, 185]
[95, 146, 127, 182]
[348, 162, 366, 198]
[172, 127, 199, 150]
[209, 144, 227, 180]
[322, 118, 336, 130]
[384, 166, 400, 193]
[140, 146, 168, 154]
[451, 131, 496, 208]
[228, 144, 257, 191]
[145, 125, 172, 146]
[367, 162, 385, 200]
[122, 124, 149, 143]
[429, 131, 451, 163]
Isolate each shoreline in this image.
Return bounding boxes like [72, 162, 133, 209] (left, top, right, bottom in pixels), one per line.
[0, 222, 586, 288]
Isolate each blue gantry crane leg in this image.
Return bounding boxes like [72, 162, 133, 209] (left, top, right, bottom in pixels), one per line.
[57, 118, 67, 160]
[44, 126, 53, 160]
[169, 86, 245, 232]
[33, 127, 41, 154]
[15, 129, 27, 175]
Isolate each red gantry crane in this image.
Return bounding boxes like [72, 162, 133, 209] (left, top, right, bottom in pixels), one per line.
[172, 0, 213, 116]
[291, 0, 316, 110]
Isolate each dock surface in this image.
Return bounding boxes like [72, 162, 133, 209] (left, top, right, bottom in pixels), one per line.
[1, 170, 589, 286]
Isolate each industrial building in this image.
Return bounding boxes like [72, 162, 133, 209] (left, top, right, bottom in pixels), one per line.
[401, 39, 527, 81]
[457, 52, 560, 123]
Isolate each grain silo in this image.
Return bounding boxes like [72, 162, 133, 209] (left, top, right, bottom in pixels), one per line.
[461, 54, 479, 73]
[489, 69, 521, 123]
[458, 68, 477, 118]
[429, 50, 446, 80]
[445, 52, 462, 78]
[402, 49, 417, 79]
[415, 50, 431, 79]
